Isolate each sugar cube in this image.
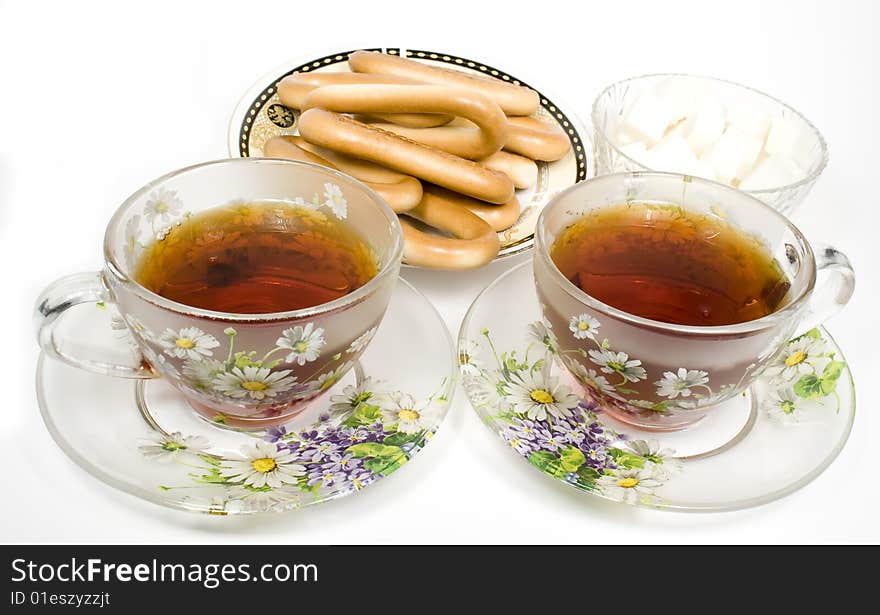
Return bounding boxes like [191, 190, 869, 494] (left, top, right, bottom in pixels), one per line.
[620, 91, 677, 145]
[726, 103, 771, 141]
[653, 77, 712, 122]
[765, 117, 805, 155]
[647, 134, 700, 174]
[764, 116, 816, 169]
[618, 141, 650, 166]
[739, 154, 805, 190]
[701, 126, 764, 184]
[684, 96, 726, 155]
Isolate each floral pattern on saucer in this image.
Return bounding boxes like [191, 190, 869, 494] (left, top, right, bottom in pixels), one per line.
[141, 377, 448, 513]
[461, 323, 846, 507]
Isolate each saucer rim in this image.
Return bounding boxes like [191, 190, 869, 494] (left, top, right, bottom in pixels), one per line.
[35, 276, 457, 515]
[457, 260, 856, 513]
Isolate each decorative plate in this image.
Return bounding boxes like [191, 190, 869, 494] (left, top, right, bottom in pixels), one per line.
[458, 262, 855, 512]
[36, 277, 455, 515]
[228, 47, 592, 261]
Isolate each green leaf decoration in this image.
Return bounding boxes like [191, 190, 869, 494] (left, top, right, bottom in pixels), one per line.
[342, 402, 382, 427]
[527, 451, 568, 478]
[575, 466, 601, 490]
[363, 454, 407, 476]
[345, 442, 408, 476]
[793, 374, 824, 399]
[558, 446, 586, 472]
[191, 468, 227, 484]
[608, 448, 646, 469]
[345, 442, 401, 459]
[819, 360, 846, 395]
[822, 360, 845, 383]
[383, 431, 423, 447]
[197, 454, 222, 467]
[296, 474, 317, 492]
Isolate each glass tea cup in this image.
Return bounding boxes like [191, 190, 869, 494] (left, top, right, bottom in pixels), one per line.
[35, 158, 403, 429]
[533, 172, 854, 430]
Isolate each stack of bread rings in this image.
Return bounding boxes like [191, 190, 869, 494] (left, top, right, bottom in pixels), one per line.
[263, 50, 571, 270]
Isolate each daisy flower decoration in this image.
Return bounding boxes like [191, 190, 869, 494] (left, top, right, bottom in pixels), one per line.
[654, 368, 710, 399]
[381, 391, 439, 434]
[276, 323, 325, 366]
[212, 366, 297, 401]
[322, 183, 347, 219]
[221, 441, 306, 489]
[139, 432, 209, 463]
[569, 313, 601, 341]
[143, 187, 183, 229]
[763, 336, 830, 383]
[506, 370, 579, 421]
[158, 327, 220, 361]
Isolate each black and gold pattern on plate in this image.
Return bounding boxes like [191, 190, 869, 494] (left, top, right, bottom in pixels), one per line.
[266, 103, 296, 128]
[238, 48, 383, 157]
[404, 49, 588, 182]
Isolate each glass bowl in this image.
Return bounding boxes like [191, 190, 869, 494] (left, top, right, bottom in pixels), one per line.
[591, 73, 828, 215]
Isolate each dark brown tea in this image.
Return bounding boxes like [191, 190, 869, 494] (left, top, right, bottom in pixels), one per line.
[549, 202, 790, 326]
[134, 200, 377, 313]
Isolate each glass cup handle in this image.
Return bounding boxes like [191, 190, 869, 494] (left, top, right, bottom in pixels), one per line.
[34, 272, 156, 379]
[793, 243, 856, 337]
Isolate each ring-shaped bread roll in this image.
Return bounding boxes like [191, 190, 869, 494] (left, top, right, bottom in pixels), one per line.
[262, 135, 422, 213]
[301, 84, 508, 160]
[277, 72, 453, 128]
[420, 184, 521, 232]
[400, 191, 501, 269]
[348, 50, 539, 116]
[298, 108, 514, 204]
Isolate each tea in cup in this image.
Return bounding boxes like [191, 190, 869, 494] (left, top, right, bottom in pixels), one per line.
[534, 172, 854, 430]
[35, 158, 403, 428]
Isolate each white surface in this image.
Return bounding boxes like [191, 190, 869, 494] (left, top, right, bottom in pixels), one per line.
[1, 0, 877, 544]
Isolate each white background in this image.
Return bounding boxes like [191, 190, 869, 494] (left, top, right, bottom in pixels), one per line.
[1, 0, 877, 543]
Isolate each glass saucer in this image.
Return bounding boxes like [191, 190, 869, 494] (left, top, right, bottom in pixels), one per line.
[458, 262, 855, 512]
[36, 278, 455, 515]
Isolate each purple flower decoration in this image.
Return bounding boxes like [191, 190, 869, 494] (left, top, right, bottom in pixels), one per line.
[509, 417, 539, 441]
[579, 398, 601, 415]
[299, 429, 320, 443]
[321, 452, 361, 474]
[265, 426, 287, 443]
[301, 440, 342, 463]
[534, 425, 566, 452]
[551, 418, 584, 444]
[347, 468, 376, 491]
[335, 423, 385, 446]
[307, 465, 342, 487]
[579, 441, 609, 469]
